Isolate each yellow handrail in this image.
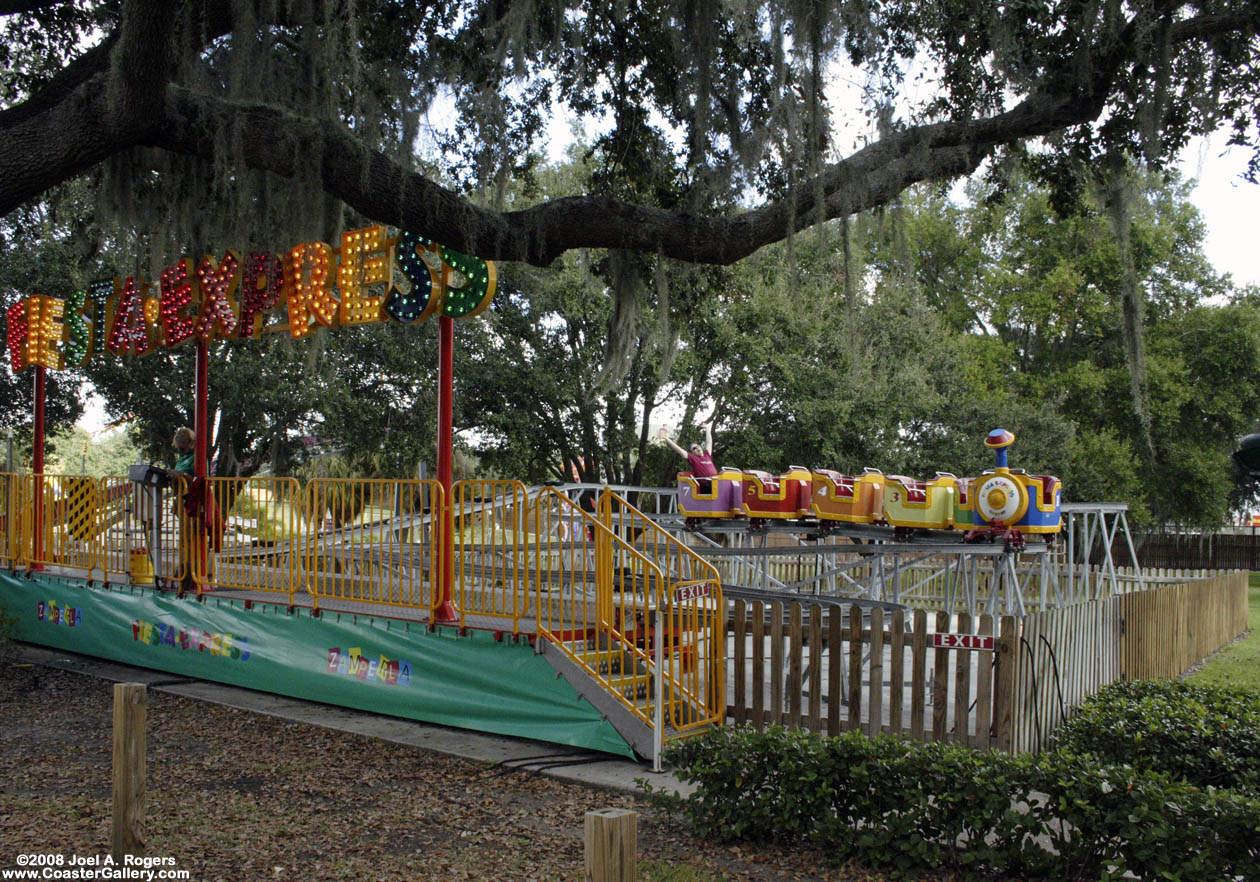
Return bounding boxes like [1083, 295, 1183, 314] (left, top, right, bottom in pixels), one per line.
[533, 486, 673, 727]
[598, 489, 725, 733]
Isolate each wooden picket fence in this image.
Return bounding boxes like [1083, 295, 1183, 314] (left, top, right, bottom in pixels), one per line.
[1102, 531, 1260, 570]
[727, 600, 1017, 749]
[725, 570, 1249, 753]
[1117, 571, 1249, 680]
[1009, 599, 1121, 753]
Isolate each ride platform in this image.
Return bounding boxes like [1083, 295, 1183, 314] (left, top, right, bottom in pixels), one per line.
[2, 567, 635, 757]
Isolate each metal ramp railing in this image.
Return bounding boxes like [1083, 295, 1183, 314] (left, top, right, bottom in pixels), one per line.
[531, 487, 724, 768]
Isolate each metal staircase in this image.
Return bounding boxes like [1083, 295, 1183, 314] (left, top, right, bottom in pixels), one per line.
[530, 488, 724, 769]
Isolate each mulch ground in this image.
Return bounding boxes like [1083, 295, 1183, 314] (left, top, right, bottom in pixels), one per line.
[0, 660, 911, 882]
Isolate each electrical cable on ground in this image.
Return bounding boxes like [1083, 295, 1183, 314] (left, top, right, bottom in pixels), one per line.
[476, 752, 608, 781]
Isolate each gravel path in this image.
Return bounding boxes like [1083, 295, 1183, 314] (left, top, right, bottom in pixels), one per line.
[0, 660, 904, 882]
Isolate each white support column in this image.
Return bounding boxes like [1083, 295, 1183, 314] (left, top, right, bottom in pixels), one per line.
[653, 606, 664, 773]
[1118, 510, 1146, 592]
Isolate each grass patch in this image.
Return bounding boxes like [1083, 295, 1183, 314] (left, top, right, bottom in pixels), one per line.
[1188, 572, 1260, 693]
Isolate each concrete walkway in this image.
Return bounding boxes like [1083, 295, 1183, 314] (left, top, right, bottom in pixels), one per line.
[15, 643, 695, 798]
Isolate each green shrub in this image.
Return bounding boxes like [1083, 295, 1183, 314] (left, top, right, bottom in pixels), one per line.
[1050, 679, 1260, 793]
[1022, 752, 1260, 881]
[658, 725, 830, 843]
[654, 726, 1260, 880]
[812, 736, 1035, 874]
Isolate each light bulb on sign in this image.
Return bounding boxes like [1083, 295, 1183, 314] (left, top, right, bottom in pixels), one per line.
[385, 231, 440, 324]
[194, 251, 241, 342]
[438, 245, 496, 319]
[285, 241, 337, 338]
[160, 259, 197, 347]
[338, 226, 388, 326]
[6, 300, 28, 372]
[62, 289, 91, 366]
[239, 252, 283, 338]
[105, 278, 155, 357]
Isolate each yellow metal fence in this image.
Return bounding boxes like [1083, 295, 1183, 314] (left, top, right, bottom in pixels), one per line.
[100, 474, 187, 584]
[302, 477, 441, 612]
[2, 472, 726, 749]
[191, 477, 303, 602]
[456, 480, 530, 630]
[9, 473, 188, 582]
[599, 490, 725, 733]
[0, 473, 25, 569]
[31, 474, 99, 570]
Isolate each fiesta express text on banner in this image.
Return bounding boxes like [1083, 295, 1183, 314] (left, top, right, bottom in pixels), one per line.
[4, 228, 496, 374]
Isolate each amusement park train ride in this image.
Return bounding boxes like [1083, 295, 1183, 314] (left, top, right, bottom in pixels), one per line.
[677, 428, 1062, 549]
[0, 229, 1077, 768]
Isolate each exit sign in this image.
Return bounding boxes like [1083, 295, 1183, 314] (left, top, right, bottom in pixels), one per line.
[674, 582, 712, 602]
[933, 633, 995, 651]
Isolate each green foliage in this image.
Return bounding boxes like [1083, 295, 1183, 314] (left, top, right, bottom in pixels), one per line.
[462, 229, 689, 485]
[655, 725, 1260, 880]
[1050, 679, 1260, 793]
[0, 1, 1257, 541]
[46, 424, 139, 477]
[861, 172, 1260, 528]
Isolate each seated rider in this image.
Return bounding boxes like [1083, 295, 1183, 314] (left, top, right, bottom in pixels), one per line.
[166, 426, 197, 483]
[663, 421, 718, 492]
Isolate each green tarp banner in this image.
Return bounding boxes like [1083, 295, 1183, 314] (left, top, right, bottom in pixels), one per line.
[0, 572, 633, 758]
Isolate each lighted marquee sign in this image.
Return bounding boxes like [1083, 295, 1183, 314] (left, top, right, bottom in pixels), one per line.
[4, 227, 496, 372]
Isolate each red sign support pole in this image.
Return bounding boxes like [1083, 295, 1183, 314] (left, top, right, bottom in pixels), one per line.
[194, 341, 208, 479]
[187, 340, 210, 594]
[434, 313, 458, 624]
[31, 365, 45, 566]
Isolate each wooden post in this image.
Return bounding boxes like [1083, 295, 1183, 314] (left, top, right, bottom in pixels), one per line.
[932, 611, 949, 742]
[112, 683, 146, 861]
[868, 607, 884, 737]
[910, 608, 927, 739]
[827, 610, 843, 736]
[807, 605, 822, 732]
[769, 600, 784, 724]
[889, 609, 905, 738]
[993, 617, 1016, 753]
[847, 604, 863, 731]
[584, 808, 637, 882]
[751, 601, 765, 730]
[787, 602, 802, 728]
